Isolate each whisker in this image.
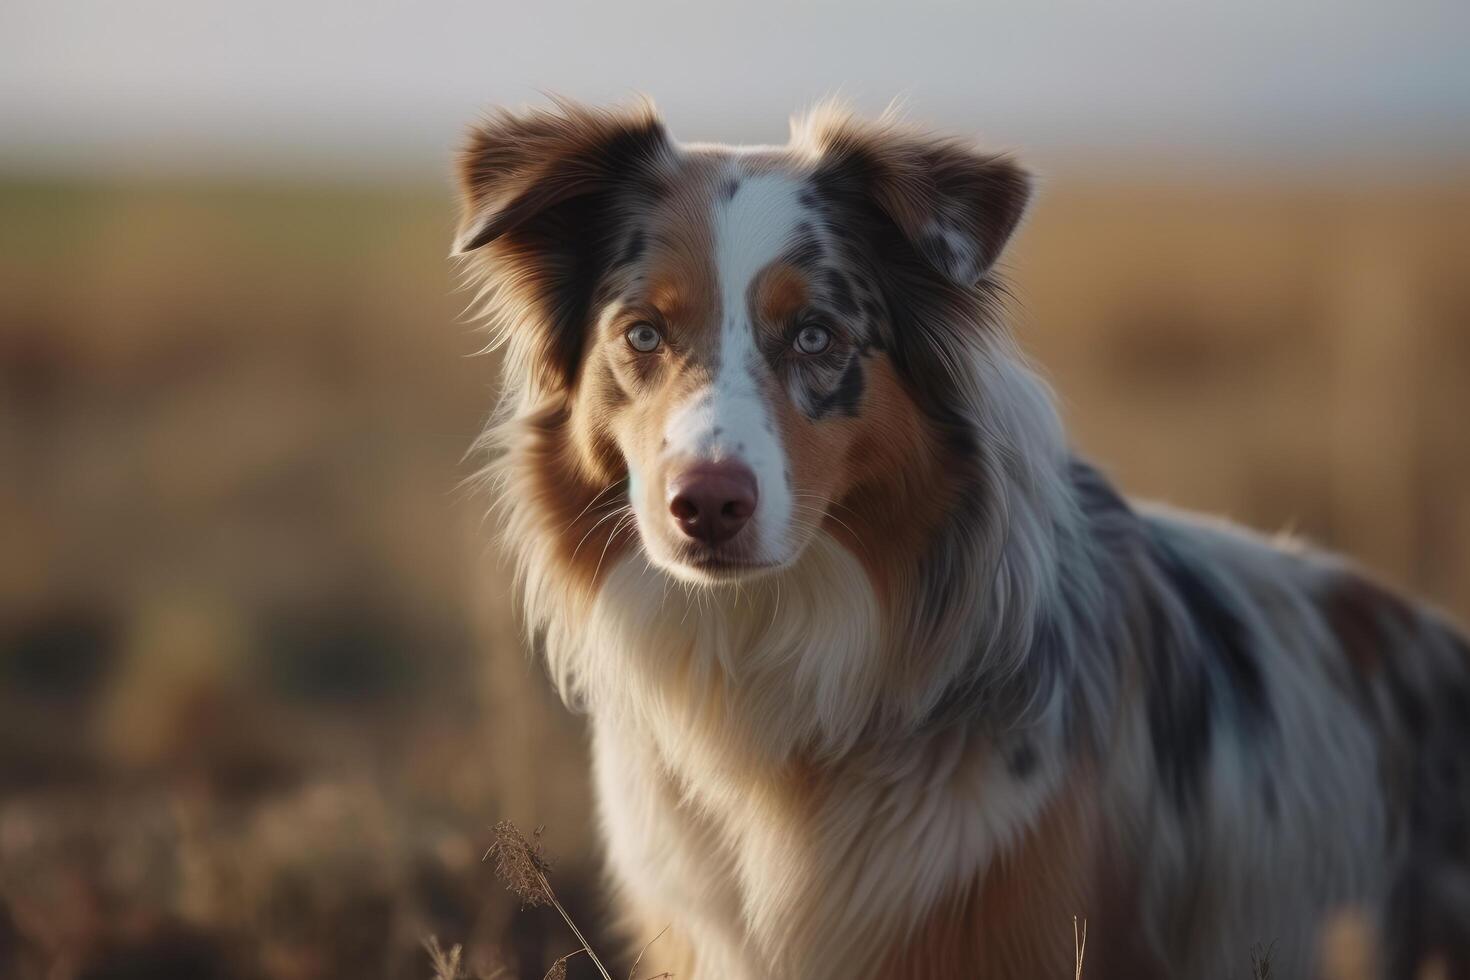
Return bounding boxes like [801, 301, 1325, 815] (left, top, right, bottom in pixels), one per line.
[571, 506, 632, 563]
[790, 491, 864, 520]
[787, 503, 872, 559]
[561, 480, 627, 534]
[680, 581, 696, 626]
[768, 576, 782, 632]
[592, 512, 637, 583]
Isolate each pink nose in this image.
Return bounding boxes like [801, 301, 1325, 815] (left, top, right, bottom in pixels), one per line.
[667, 462, 758, 545]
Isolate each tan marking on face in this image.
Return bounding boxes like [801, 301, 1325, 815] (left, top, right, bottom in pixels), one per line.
[775, 355, 951, 602]
[753, 262, 811, 328]
[513, 402, 636, 595]
[642, 213, 719, 342]
[774, 391, 857, 553]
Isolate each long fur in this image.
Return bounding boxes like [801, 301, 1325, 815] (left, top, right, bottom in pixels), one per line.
[453, 100, 1470, 979]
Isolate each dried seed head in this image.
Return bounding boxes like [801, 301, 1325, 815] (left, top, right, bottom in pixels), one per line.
[484, 820, 554, 908]
[542, 955, 569, 980]
[422, 936, 464, 980]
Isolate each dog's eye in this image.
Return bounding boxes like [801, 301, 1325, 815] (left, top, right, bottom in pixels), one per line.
[625, 322, 662, 353]
[794, 321, 832, 355]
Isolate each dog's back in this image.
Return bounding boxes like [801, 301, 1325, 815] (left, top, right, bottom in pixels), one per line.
[1095, 500, 1470, 978]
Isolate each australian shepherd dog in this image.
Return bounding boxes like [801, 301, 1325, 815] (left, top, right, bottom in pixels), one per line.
[450, 100, 1470, 979]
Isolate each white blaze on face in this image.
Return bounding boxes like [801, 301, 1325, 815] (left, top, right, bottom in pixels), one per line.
[662, 168, 806, 561]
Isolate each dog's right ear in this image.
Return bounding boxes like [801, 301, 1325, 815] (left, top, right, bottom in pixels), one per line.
[452, 100, 671, 391]
[452, 99, 670, 255]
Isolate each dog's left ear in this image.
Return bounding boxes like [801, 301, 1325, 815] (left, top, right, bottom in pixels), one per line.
[796, 108, 1031, 287]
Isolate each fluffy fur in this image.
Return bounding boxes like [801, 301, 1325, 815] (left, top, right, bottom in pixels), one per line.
[451, 99, 1470, 979]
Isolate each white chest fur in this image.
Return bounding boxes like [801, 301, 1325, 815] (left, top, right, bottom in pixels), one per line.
[567, 544, 1061, 979]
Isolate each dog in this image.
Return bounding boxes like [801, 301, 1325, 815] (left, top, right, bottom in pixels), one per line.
[450, 100, 1470, 979]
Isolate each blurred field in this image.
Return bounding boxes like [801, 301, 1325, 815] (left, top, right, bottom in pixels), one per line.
[1, 172, 1467, 978]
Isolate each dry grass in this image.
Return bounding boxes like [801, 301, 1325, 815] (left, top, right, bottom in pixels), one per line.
[473, 821, 671, 980]
[1250, 940, 1277, 979]
[424, 936, 510, 980]
[485, 821, 612, 979]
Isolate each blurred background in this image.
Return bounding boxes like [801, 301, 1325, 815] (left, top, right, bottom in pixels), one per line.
[1, 1, 1467, 977]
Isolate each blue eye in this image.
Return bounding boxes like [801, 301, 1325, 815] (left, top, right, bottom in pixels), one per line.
[795, 322, 832, 355]
[625, 323, 662, 353]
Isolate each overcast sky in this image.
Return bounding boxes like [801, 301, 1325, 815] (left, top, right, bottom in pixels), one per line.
[2, 0, 1468, 179]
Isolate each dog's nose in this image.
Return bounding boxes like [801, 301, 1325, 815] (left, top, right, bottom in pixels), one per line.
[667, 462, 758, 545]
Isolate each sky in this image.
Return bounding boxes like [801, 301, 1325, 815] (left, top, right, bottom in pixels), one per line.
[2, 0, 1468, 179]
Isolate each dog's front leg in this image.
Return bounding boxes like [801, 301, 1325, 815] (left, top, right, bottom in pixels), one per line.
[590, 714, 762, 979]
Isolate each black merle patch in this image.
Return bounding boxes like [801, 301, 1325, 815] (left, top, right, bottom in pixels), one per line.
[511, 193, 621, 388]
[1382, 627, 1470, 976]
[1006, 740, 1039, 780]
[810, 355, 866, 419]
[824, 269, 861, 318]
[1318, 571, 1419, 722]
[918, 230, 960, 276]
[1144, 635, 1215, 813]
[616, 227, 647, 268]
[1143, 527, 1272, 812]
[1069, 458, 1133, 522]
[784, 227, 827, 271]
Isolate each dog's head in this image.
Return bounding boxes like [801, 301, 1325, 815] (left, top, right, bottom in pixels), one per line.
[454, 101, 1029, 587]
